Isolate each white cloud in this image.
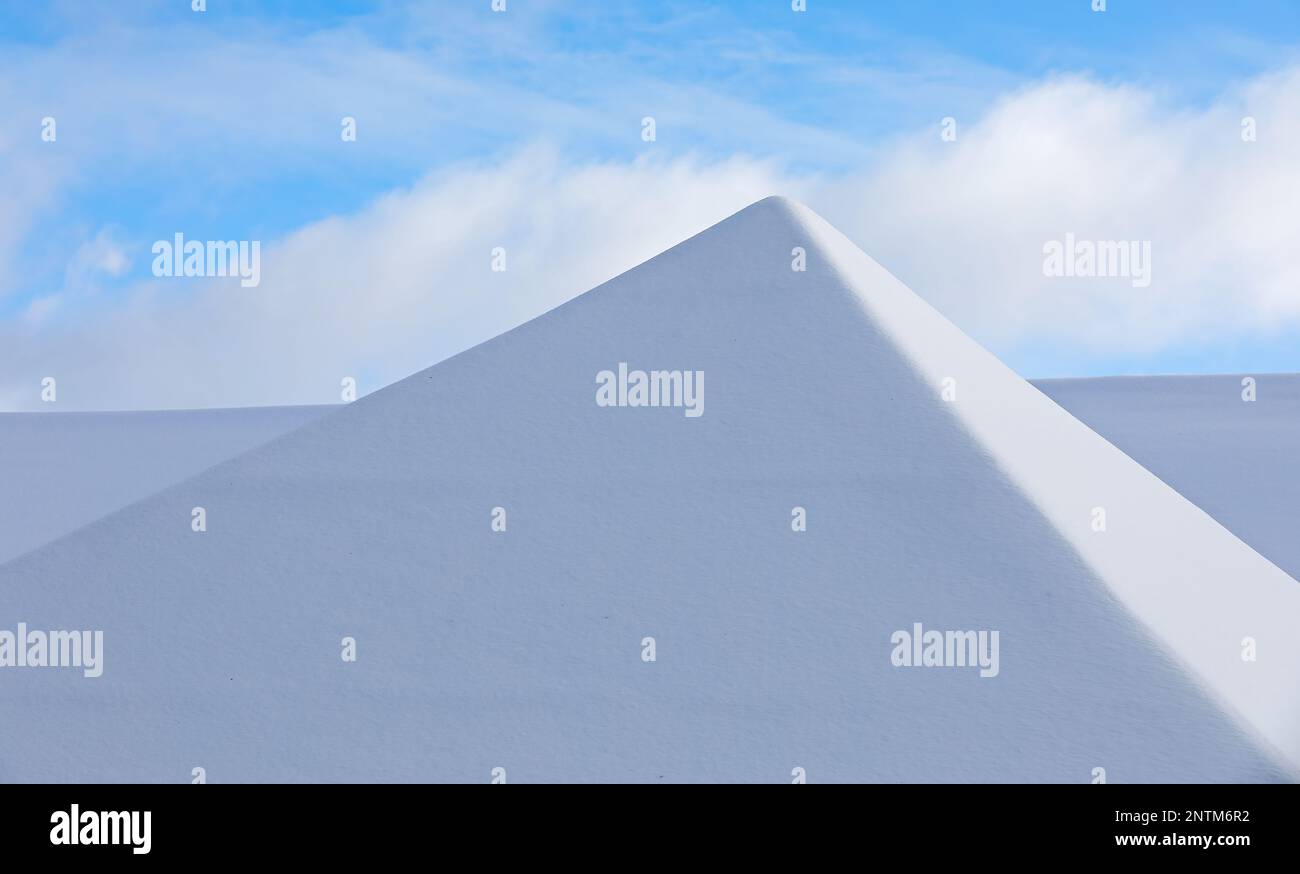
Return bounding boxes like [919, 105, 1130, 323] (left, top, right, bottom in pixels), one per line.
[819, 71, 1300, 353]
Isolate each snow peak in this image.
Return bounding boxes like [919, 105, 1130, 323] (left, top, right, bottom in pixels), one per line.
[595, 363, 704, 418]
[50, 805, 151, 855]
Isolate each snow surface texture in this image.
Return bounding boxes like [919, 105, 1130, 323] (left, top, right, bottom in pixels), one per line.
[0, 406, 330, 565]
[4, 381, 1290, 583]
[1, 197, 1296, 782]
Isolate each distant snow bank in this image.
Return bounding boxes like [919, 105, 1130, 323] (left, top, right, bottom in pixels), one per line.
[1034, 374, 1300, 583]
[0, 406, 331, 564]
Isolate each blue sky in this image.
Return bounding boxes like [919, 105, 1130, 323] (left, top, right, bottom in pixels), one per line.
[3, 1, 1300, 409]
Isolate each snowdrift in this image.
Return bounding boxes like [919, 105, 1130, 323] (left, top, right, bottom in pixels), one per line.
[2, 197, 1296, 782]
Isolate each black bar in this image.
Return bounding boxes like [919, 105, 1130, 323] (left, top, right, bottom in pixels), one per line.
[0, 784, 1286, 859]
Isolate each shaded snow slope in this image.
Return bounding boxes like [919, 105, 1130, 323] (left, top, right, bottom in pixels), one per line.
[1035, 375, 1300, 583]
[0, 406, 332, 564]
[1, 198, 1295, 782]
